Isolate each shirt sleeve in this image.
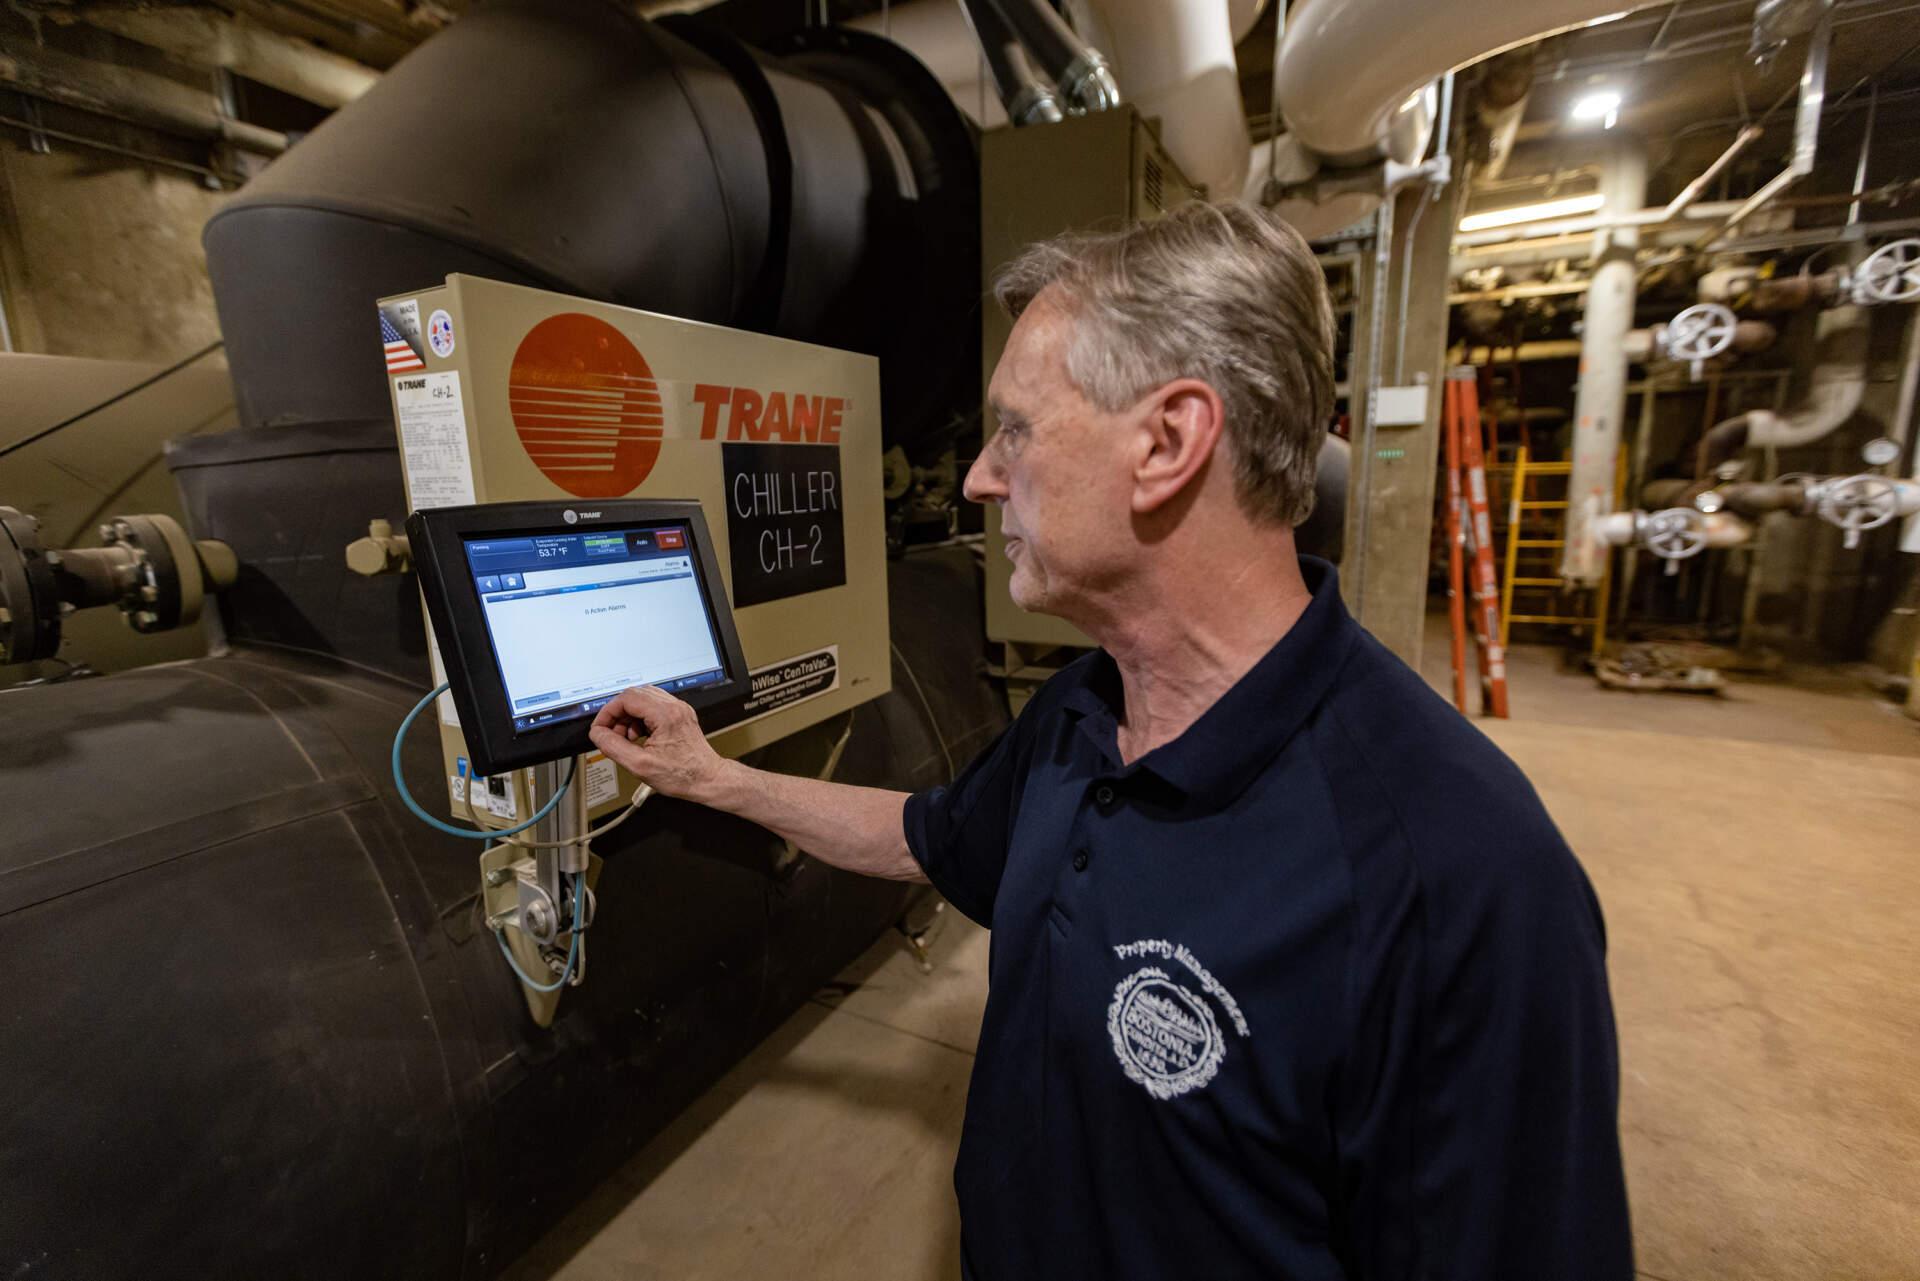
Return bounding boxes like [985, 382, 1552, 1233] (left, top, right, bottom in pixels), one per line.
[1329, 762, 1634, 1278]
[901, 706, 1036, 928]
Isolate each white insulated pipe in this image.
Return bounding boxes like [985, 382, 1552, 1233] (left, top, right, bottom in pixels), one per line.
[1591, 510, 1756, 549]
[1562, 137, 1646, 585]
[1745, 308, 1869, 451]
[1074, 0, 1250, 196]
[1271, 0, 1663, 162]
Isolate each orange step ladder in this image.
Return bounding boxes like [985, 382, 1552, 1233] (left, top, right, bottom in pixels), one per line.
[1442, 367, 1509, 718]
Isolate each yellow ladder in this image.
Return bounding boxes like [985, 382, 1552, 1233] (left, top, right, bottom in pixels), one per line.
[1499, 447, 1610, 657]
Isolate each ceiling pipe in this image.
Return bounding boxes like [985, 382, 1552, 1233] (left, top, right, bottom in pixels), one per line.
[1270, 0, 1663, 164]
[1661, 123, 1764, 219]
[73, 8, 378, 110]
[1698, 8, 1831, 248]
[1473, 45, 1535, 184]
[0, 41, 287, 157]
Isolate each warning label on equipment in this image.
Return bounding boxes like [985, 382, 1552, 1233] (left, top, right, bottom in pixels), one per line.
[583, 751, 619, 808]
[706, 644, 839, 732]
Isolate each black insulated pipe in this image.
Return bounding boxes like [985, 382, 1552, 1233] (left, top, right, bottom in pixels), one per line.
[980, 0, 1120, 112]
[960, 0, 1065, 125]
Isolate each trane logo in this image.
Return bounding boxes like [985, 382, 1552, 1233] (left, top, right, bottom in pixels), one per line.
[395, 377, 426, 390]
[693, 384, 844, 443]
[511, 313, 663, 498]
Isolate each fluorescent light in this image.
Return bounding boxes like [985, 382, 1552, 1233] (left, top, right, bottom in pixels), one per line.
[1571, 90, 1623, 127]
[1459, 193, 1607, 232]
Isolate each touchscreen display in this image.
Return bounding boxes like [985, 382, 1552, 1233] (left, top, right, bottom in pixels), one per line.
[462, 523, 727, 733]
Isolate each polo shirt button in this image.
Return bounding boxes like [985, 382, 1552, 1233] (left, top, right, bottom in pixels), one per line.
[1094, 785, 1115, 807]
[1072, 849, 1090, 872]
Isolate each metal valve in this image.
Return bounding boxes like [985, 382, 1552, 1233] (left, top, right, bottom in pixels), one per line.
[1815, 474, 1901, 548]
[1639, 507, 1709, 574]
[1850, 239, 1920, 306]
[1657, 303, 1739, 381]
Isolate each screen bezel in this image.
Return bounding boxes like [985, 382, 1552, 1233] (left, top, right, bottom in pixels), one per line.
[408, 499, 751, 776]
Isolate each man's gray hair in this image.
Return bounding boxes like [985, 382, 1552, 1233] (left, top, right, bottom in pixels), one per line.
[993, 200, 1335, 527]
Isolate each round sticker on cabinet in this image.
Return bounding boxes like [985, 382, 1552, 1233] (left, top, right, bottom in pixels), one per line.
[427, 309, 456, 358]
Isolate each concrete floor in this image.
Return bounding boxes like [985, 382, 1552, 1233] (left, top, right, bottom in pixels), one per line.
[506, 632, 1920, 1281]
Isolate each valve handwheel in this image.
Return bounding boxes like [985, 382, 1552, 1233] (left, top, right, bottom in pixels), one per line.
[1661, 303, 1739, 382]
[1818, 474, 1900, 548]
[1641, 507, 1708, 575]
[1854, 239, 1920, 305]
[1664, 303, 1738, 361]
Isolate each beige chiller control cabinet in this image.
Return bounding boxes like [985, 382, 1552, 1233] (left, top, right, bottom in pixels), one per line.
[380, 274, 890, 821]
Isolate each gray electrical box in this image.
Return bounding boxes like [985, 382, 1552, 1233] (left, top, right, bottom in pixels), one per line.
[979, 107, 1202, 651]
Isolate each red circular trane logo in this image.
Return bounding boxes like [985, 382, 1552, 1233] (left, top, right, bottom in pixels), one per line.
[509, 313, 663, 498]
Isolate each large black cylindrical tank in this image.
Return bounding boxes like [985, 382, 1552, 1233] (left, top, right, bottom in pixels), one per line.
[0, 546, 1004, 1280]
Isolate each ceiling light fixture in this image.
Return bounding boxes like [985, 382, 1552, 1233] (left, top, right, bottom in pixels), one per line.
[1570, 89, 1623, 129]
[1459, 193, 1607, 232]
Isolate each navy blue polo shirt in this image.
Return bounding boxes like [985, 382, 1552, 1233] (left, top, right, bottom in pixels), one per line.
[904, 557, 1632, 1280]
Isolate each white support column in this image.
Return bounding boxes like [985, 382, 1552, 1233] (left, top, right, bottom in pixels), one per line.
[1562, 137, 1646, 584]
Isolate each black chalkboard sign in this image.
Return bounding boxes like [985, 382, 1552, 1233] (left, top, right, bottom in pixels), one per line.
[721, 442, 847, 607]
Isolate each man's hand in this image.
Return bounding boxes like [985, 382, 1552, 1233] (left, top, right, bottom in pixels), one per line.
[588, 685, 734, 806]
[587, 684, 923, 883]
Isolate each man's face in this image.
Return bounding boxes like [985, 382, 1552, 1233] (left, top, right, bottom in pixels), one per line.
[964, 290, 1136, 621]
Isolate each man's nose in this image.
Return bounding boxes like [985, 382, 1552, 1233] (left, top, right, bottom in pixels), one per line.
[962, 449, 1005, 506]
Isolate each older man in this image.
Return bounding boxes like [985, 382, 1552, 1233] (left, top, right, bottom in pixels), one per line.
[590, 201, 1633, 1279]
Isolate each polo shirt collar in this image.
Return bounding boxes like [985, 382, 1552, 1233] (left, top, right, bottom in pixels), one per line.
[1062, 556, 1359, 810]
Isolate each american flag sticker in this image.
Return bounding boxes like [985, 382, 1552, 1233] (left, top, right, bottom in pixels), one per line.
[381, 308, 425, 373]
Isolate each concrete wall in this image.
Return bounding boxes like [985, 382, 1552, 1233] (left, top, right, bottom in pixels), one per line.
[0, 136, 227, 361]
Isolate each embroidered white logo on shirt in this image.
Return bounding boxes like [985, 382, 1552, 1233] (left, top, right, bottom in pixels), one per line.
[1107, 939, 1251, 1101]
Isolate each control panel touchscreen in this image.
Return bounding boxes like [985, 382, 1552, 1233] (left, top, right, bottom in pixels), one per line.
[408, 500, 749, 776]
[463, 523, 726, 731]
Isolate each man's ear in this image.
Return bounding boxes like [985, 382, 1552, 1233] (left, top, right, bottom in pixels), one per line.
[1131, 379, 1225, 515]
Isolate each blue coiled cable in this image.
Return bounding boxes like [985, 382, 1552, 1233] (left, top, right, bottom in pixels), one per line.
[390, 681, 574, 839]
[393, 682, 589, 990]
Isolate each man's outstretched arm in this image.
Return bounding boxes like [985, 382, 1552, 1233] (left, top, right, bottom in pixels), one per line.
[588, 684, 926, 883]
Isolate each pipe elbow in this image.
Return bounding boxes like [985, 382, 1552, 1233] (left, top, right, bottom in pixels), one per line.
[1698, 411, 1762, 477]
